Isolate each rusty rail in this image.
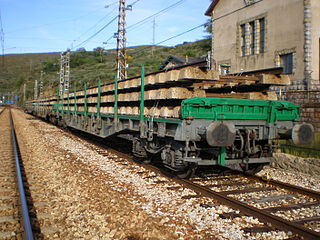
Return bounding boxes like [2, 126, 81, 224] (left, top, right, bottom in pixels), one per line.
[9, 109, 34, 240]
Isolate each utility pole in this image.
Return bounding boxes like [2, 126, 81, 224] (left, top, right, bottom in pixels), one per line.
[152, 18, 156, 56]
[34, 80, 38, 100]
[23, 83, 26, 105]
[64, 50, 70, 93]
[59, 49, 71, 97]
[115, 0, 128, 80]
[29, 59, 33, 73]
[59, 52, 65, 97]
[39, 71, 44, 99]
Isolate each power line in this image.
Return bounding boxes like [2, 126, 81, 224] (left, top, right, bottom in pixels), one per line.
[103, 0, 186, 51]
[130, 22, 206, 56]
[72, 6, 118, 46]
[127, 0, 186, 33]
[69, 0, 141, 51]
[152, 18, 155, 56]
[157, 23, 205, 45]
[129, 0, 142, 6]
[71, 16, 118, 50]
[129, 2, 256, 57]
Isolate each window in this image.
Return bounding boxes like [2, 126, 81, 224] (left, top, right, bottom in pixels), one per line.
[249, 21, 255, 55]
[241, 24, 246, 56]
[260, 18, 265, 53]
[240, 17, 265, 56]
[280, 53, 293, 74]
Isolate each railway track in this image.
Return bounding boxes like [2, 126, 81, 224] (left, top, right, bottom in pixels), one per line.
[12, 110, 319, 239]
[182, 173, 320, 240]
[0, 108, 58, 239]
[81, 134, 320, 240]
[0, 107, 31, 239]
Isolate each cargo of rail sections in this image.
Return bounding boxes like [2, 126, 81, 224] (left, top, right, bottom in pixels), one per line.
[26, 63, 314, 178]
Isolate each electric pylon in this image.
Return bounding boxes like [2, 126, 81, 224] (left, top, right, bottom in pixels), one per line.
[34, 80, 38, 100]
[116, 0, 128, 80]
[59, 50, 71, 97]
[59, 52, 65, 97]
[39, 71, 44, 98]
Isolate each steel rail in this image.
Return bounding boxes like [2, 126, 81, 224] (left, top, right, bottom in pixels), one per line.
[249, 175, 320, 200]
[0, 107, 5, 115]
[102, 146, 320, 240]
[174, 178, 320, 240]
[66, 131, 320, 240]
[97, 144, 320, 239]
[9, 109, 34, 240]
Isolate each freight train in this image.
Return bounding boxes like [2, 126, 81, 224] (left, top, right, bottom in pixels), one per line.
[26, 63, 314, 178]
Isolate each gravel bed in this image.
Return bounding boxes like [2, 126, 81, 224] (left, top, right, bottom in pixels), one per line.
[12, 109, 302, 239]
[274, 205, 320, 221]
[233, 190, 317, 208]
[256, 154, 320, 192]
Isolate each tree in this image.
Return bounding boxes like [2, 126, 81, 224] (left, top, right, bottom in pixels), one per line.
[204, 0, 213, 37]
[42, 60, 59, 73]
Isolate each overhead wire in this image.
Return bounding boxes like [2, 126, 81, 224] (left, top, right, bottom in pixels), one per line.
[102, 0, 185, 50]
[129, 22, 206, 57]
[128, 2, 256, 57]
[69, 0, 143, 50]
[129, 0, 142, 6]
[71, 16, 118, 50]
[71, 6, 118, 47]
[126, 0, 186, 33]
[99, 0, 144, 48]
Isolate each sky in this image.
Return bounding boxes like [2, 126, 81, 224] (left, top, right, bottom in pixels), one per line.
[1, 0, 212, 54]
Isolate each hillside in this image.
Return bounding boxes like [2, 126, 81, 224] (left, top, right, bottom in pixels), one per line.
[0, 39, 211, 100]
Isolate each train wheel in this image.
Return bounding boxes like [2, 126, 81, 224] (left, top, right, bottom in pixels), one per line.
[176, 164, 197, 179]
[132, 137, 151, 163]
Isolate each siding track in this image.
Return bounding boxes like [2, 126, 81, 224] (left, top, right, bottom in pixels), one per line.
[78, 132, 320, 240]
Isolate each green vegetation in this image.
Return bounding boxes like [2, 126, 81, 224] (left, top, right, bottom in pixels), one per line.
[0, 39, 211, 100]
[279, 132, 320, 159]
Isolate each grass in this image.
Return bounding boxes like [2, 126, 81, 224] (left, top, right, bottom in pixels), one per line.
[0, 39, 211, 101]
[279, 132, 320, 159]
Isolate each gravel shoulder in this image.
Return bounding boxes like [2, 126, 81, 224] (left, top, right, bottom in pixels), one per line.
[256, 153, 320, 192]
[12, 109, 318, 239]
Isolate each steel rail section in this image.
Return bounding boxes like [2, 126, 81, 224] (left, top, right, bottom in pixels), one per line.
[9, 110, 34, 240]
[64, 130, 320, 240]
[97, 144, 320, 239]
[249, 175, 320, 200]
[99, 146, 320, 239]
[176, 178, 320, 240]
[0, 107, 5, 115]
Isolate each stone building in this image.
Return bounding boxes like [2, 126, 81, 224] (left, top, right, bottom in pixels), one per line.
[205, 0, 320, 131]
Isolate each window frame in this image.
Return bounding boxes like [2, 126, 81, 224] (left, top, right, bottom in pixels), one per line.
[280, 53, 294, 74]
[239, 16, 265, 57]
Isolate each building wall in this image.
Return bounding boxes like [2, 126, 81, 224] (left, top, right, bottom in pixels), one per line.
[310, 0, 320, 87]
[209, 0, 320, 131]
[211, 0, 307, 88]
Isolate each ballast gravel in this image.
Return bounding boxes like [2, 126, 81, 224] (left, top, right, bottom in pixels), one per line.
[256, 155, 320, 192]
[11, 109, 318, 239]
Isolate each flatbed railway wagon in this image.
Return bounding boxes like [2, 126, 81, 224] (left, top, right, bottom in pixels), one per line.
[26, 64, 314, 177]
